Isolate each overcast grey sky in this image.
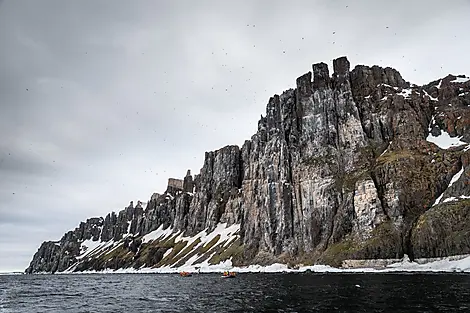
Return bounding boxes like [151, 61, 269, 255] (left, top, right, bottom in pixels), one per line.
[1, 0, 469, 272]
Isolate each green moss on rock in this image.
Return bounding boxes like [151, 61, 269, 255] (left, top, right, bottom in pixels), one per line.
[208, 238, 243, 265]
[166, 238, 201, 267]
[200, 235, 221, 253]
[376, 149, 415, 165]
[319, 221, 403, 267]
[155, 241, 188, 267]
[319, 238, 359, 267]
[411, 199, 470, 258]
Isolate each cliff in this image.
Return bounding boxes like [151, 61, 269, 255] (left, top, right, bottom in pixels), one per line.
[26, 57, 470, 273]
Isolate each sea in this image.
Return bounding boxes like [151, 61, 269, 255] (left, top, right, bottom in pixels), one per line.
[1, 272, 469, 312]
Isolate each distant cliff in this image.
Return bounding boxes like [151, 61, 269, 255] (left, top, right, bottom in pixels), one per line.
[26, 56, 470, 273]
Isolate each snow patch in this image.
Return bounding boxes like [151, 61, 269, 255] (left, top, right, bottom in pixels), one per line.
[378, 83, 399, 90]
[451, 77, 470, 84]
[423, 90, 438, 101]
[433, 166, 464, 206]
[433, 193, 444, 206]
[398, 88, 412, 98]
[426, 129, 466, 149]
[379, 141, 392, 157]
[77, 239, 113, 260]
[442, 197, 457, 203]
[448, 166, 464, 188]
[172, 223, 240, 268]
[141, 224, 175, 243]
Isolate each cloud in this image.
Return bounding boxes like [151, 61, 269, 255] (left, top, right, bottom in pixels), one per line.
[0, 0, 469, 271]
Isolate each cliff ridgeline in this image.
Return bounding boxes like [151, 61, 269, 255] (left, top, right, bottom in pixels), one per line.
[26, 56, 470, 273]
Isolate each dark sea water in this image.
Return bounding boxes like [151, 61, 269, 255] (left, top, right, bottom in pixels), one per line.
[1, 272, 470, 312]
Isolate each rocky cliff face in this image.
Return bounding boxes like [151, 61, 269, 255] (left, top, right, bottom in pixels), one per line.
[26, 57, 470, 273]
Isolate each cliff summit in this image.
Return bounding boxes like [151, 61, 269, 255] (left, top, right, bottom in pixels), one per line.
[26, 56, 470, 273]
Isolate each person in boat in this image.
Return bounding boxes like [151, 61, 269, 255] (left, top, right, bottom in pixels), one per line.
[180, 271, 192, 277]
[222, 271, 236, 277]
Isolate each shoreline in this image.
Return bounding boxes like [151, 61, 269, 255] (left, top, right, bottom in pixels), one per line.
[20, 254, 470, 275]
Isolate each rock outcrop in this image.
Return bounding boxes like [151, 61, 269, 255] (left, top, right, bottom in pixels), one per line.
[26, 57, 470, 273]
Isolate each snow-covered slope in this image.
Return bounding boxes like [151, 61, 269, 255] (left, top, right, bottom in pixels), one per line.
[62, 223, 241, 273]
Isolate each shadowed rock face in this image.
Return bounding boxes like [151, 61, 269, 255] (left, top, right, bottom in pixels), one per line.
[26, 57, 470, 273]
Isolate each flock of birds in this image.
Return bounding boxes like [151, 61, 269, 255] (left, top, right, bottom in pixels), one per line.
[5, 4, 428, 198]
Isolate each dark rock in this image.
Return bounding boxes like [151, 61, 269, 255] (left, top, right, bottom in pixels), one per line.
[183, 170, 194, 193]
[333, 56, 350, 76]
[312, 62, 330, 89]
[26, 56, 470, 273]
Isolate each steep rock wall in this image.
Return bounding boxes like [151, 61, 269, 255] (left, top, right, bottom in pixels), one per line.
[26, 57, 470, 273]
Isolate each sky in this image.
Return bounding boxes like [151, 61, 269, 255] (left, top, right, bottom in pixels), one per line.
[0, 0, 469, 272]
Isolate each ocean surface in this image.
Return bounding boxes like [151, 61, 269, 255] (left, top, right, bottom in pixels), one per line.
[1, 272, 470, 312]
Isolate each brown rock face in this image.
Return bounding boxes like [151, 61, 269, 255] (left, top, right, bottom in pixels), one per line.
[26, 57, 470, 273]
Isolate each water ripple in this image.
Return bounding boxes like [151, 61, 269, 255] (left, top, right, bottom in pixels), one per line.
[1, 273, 470, 312]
